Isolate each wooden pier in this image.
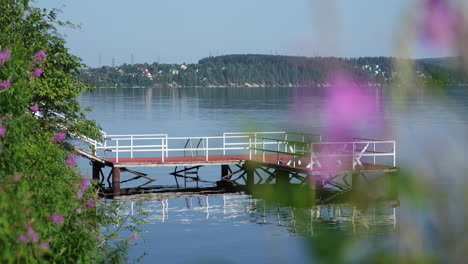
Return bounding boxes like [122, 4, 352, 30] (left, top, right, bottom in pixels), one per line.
[76, 132, 398, 197]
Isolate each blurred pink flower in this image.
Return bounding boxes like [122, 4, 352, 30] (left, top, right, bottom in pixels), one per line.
[34, 50, 46, 62]
[0, 80, 10, 90]
[421, 0, 456, 49]
[86, 199, 95, 207]
[18, 234, 28, 243]
[0, 125, 5, 136]
[50, 131, 66, 142]
[75, 207, 82, 214]
[323, 72, 378, 141]
[26, 224, 39, 243]
[39, 242, 50, 250]
[129, 233, 138, 240]
[80, 178, 90, 192]
[29, 105, 39, 112]
[50, 213, 64, 225]
[30, 68, 43, 77]
[0, 50, 10, 65]
[64, 155, 76, 167]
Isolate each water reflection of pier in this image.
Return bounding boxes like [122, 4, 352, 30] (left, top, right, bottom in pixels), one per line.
[123, 194, 398, 234]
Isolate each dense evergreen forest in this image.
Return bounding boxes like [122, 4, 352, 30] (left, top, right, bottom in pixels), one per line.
[79, 54, 466, 88]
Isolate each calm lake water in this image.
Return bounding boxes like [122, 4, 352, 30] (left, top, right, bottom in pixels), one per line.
[78, 86, 468, 263]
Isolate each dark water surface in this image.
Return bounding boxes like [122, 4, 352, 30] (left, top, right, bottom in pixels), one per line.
[78, 86, 468, 263]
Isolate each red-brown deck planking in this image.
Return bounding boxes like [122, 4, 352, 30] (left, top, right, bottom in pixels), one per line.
[106, 153, 396, 173]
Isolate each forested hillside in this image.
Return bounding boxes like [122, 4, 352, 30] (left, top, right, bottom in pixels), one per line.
[79, 54, 464, 88]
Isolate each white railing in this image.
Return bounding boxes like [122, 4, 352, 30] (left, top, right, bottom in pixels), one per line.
[92, 132, 395, 170]
[248, 136, 396, 171]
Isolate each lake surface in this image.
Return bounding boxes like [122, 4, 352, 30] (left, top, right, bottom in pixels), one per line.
[78, 86, 468, 263]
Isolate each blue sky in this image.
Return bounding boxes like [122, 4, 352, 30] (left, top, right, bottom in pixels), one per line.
[36, 0, 445, 67]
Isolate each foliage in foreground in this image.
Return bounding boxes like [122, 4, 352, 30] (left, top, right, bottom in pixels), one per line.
[0, 1, 140, 262]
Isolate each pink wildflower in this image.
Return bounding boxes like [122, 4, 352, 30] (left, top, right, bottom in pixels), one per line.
[34, 50, 46, 62]
[75, 207, 82, 214]
[64, 155, 76, 167]
[0, 125, 5, 136]
[30, 68, 43, 77]
[26, 224, 39, 243]
[80, 178, 90, 192]
[0, 80, 10, 90]
[39, 242, 50, 250]
[323, 72, 378, 141]
[0, 50, 10, 65]
[50, 213, 64, 225]
[86, 199, 95, 207]
[29, 105, 39, 112]
[50, 131, 66, 142]
[421, 0, 456, 50]
[129, 233, 138, 240]
[18, 234, 28, 243]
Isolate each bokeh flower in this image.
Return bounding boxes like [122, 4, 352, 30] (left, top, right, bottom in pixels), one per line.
[0, 125, 5, 136]
[86, 199, 95, 207]
[323, 72, 379, 141]
[0, 49, 10, 65]
[80, 178, 90, 192]
[17, 234, 28, 243]
[129, 233, 138, 240]
[64, 155, 76, 167]
[26, 224, 39, 243]
[0, 80, 10, 90]
[421, 0, 456, 50]
[50, 131, 66, 142]
[75, 207, 82, 214]
[39, 242, 50, 250]
[30, 68, 43, 77]
[34, 50, 46, 62]
[29, 105, 39, 112]
[50, 213, 64, 225]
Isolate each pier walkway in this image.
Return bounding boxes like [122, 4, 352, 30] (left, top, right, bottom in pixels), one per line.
[77, 131, 398, 196]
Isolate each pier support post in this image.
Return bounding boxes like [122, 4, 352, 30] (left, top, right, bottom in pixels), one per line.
[245, 161, 255, 189]
[276, 169, 289, 187]
[221, 165, 230, 178]
[92, 161, 101, 181]
[112, 167, 121, 197]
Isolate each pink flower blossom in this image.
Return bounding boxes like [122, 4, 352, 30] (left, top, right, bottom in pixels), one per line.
[50, 213, 64, 225]
[26, 224, 39, 243]
[323, 72, 378, 141]
[86, 199, 95, 207]
[75, 207, 82, 214]
[0, 50, 10, 65]
[80, 178, 90, 192]
[0, 80, 10, 90]
[39, 242, 50, 250]
[29, 105, 39, 112]
[421, 0, 456, 50]
[18, 234, 28, 243]
[64, 155, 76, 167]
[34, 50, 46, 62]
[0, 125, 5, 136]
[50, 131, 66, 142]
[129, 233, 138, 240]
[30, 68, 43, 77]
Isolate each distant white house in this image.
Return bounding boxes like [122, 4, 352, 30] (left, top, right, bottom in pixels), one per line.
[180, 64, 187, 70]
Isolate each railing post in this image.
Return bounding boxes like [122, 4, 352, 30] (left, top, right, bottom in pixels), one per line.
[254, 133, 257, 155]
[130, 135, 134, 158]
[277, 141, 280, 164]
[206, 138, 209, 161]
[165, 135, 169, 158]
[249, 136, 252, 160]
[223, 133, 226, 155]
[352, 142, 355, 170]
[116, 139, 119, 163]
[293, 143, 296, 167]
[262, 139, 265, 162]
[393, 141, 396, 167]
[373, 141, 376, 165]
[162, 137, 165, 162]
